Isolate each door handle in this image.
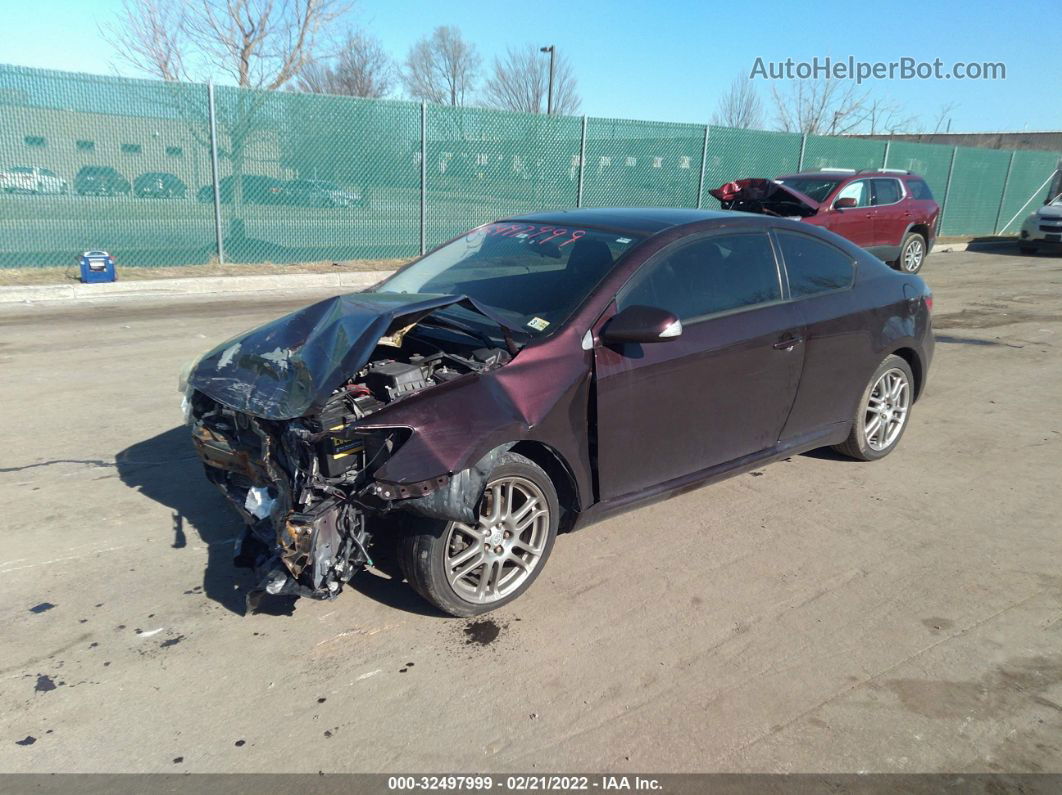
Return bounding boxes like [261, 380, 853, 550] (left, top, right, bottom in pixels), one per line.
[773, 335, 803, 350]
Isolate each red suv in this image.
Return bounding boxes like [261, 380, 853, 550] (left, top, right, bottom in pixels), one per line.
[711, 169, 940, 273]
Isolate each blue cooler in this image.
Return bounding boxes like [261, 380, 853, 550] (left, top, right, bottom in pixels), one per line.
[79, 250, 116, 283]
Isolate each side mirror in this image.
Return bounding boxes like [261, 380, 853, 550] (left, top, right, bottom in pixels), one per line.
[833, 197, 857, 210]
[601, 305, 682, 344]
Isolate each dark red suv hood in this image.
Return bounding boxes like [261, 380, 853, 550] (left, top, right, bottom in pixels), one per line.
[710, 179, 821, 214]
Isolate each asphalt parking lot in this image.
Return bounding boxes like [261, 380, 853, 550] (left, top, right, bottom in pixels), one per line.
[1, 244, 1060, 774]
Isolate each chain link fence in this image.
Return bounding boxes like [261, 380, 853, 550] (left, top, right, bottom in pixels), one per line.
[2, 63, 1060, 268]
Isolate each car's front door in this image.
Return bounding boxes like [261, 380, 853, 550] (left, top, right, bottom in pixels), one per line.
[823, 179, 876, 248]
[870, 177, 907, 258]
[592, 229, 806, 501]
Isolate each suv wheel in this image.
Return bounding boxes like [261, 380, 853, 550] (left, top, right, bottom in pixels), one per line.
[898, 232, 927, 273]
[398, 452, 559, 616]
[833, 355, 914, 461]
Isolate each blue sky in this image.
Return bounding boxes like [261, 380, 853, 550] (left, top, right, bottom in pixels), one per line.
[3, 0, 1059, 132]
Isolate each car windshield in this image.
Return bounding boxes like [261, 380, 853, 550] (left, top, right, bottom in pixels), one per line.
[374, 222, 642, 338]
[775, 177, 842, 202]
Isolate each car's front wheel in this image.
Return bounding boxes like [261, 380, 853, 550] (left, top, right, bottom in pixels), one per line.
[833, 355, 915, 461]
[897, 232, 927, 273]
[398, 451, 559, 616]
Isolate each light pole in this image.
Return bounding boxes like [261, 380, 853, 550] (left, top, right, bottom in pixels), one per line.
[539, 45, 555, 114]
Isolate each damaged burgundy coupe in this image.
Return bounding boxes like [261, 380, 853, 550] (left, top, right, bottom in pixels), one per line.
[183, 208, 933, 615]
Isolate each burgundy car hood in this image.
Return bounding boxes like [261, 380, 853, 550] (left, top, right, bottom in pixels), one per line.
[710, 178, 820, 215]
[187, 291, 517, 420]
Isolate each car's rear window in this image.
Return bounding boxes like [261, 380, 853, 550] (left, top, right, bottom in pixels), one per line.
[907, 179, 934, 201]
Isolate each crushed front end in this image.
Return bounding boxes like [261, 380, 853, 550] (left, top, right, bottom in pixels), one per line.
[189, 389, 399, 611]
[183, 292, 516, 612]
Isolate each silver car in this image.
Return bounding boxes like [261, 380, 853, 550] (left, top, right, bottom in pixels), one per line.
[1020, 193, 1062, 254]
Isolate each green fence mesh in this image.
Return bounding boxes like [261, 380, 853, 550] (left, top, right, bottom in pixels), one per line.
[996, 149, 1061, 234]
[1, 63, 1059, 268]
[939, 147, 1013, 236]
[214, 84, 421, 263]
[802, 135, 887, 171]
[0, 65, 214, 267]
[582, 117, 704, 209]
[426, 105, 581, 245]
[702, 126, 802, 199]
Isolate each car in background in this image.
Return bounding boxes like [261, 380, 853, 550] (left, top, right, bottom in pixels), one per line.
[284, 179, 363, 208]
[184, 207, 933, 616]
[711, 169, 940, 274]
[134, 172, 187, 199]
[1, 165, 67, 194]
[74, 166, 131, 196]
[1019, 192, 1062, 254]
[196, 175, 287, 205]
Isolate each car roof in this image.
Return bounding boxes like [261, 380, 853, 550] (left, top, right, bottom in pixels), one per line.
[777, 170, 914, 180]
[505, 207, 734, 236]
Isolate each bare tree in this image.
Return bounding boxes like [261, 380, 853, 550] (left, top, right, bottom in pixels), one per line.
[402, 26, 479, 106]
[930, 101, 959, 134]
[296, 30, 395, 97]
[482, 45, 580, 115]
[711, 74, 763, 129]
[864, 97, 919, 135]
[107, 0, 190, 81]
[106, 0, 350, 89]
[770, 79, 876, 136]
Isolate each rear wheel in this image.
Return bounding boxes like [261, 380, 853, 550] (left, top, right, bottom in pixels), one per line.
[398, 452, 559, 616]
[897, 232, 927, 273]
[833, 355, 914, 461]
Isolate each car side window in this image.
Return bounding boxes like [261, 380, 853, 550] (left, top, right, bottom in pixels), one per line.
[872, 178, 902, 205]
[834, 179, 870, 207]
[907, 178, 934, 201]
[777, 231, 856, 297]
[617, 232, 781, 322]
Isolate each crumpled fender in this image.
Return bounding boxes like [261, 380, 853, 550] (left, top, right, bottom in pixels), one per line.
[359, 326, 595, 522]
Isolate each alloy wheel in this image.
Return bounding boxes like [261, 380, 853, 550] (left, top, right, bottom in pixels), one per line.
[444, 475, 550, 604]
[865, 368, 910, 451]
[903, 238, 924, 272]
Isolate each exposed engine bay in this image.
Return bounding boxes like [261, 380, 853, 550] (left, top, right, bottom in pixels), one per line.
[187, 311, 512, 612]
[709, 179, 818, 218]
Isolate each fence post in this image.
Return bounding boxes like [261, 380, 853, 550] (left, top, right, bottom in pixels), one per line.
[992, 151, 1016, 234]
[206, 80, 225, 265]
[938, 147, 959, 236]
[419, 102, 427, 256]
[797, 133, 807, 170]
[882, 139, 891, 169]
[696, 125, 710, 209]
[577, 115, 588, 208]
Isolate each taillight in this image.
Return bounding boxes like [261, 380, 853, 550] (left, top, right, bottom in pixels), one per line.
[925, 295, 933, 312]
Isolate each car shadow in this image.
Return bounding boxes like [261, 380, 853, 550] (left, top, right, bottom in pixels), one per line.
[961, 240, 1047, 258]
[115, 425, 445, 618]
[116, 425, 253, 615]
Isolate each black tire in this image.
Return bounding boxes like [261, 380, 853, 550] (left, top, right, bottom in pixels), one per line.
[833, 354, 915, 461]
[896, 231, 927, 274]
[1019, 244, 1038, 255]
[397, 451, 559, 617]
